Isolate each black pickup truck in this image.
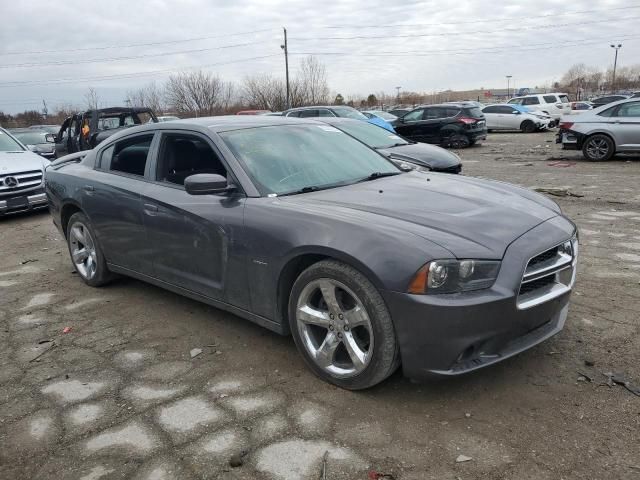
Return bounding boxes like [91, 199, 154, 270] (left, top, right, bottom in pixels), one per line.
[55, 107, 158, 157]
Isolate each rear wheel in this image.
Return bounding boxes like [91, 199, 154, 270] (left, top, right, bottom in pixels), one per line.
[443, 133, 470, 149]
[289, 260, 400, 390]
[66, 212, 113, 287]
[582, 134, 615, 161]
[520, 120, 536, 133]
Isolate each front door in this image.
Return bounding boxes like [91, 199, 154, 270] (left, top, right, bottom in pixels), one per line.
[142, 131, 248, 305]
[81, 132, 157, 276]
[394, 108, 426, 142]
[611, 101, 640, 150]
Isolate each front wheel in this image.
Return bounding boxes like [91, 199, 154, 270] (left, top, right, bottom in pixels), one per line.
[582, 134, 615, 161]
[289, 260, 400, 390]
[66, 212, 113, 287]
[520, 120, 536, 133]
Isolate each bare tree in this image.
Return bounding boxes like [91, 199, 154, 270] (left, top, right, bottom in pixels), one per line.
[242, 74, 287, 111]
[165, 71, 233, 116]
[297, 56, 330, 105]
[84, 87, 99, 110]
[127, 81, 165, 113]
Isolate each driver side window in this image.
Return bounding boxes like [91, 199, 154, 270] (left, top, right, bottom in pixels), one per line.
[156, 133, 227, 186]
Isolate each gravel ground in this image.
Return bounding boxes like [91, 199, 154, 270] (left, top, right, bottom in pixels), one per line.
[1, 130, 639, 480]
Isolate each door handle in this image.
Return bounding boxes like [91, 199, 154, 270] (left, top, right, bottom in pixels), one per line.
[143, 203, 159, 214]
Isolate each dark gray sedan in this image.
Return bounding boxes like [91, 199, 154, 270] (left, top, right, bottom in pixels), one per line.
[45, 116, 578, 389]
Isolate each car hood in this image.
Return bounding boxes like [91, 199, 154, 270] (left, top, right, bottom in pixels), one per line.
[281, 172, 561, 258]
[378, 143, 461, 170]
[0, 150, 48, 174]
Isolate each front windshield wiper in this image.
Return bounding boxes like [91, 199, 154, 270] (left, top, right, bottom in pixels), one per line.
[356, 171, 402, 183]
[374, 142, 408, 149]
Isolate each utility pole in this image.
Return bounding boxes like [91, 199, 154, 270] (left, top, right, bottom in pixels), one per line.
[506, 75, 512, 99]
[281, 28, 290, 109]
[395, 86, 401, 104]
[41, 99, 48, 119]
[610, 44, 622, 92]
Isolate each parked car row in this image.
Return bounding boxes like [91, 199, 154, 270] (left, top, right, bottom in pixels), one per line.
[44, 115, 578, 389]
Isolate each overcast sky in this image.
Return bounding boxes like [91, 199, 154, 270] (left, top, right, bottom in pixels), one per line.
[1, 0, 638, 113]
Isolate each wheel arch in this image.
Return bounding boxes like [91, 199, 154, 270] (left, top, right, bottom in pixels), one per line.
[60, 201, 84, 238]
[276, 248, 386, 334]
[582, 130, 616, 149]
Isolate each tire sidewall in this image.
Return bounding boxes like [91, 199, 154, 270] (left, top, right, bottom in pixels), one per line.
[288, 261, 398, 390]
[583, 134, 614, 161]
[521, 120, 535, 133]
[66, 212, 110, 287]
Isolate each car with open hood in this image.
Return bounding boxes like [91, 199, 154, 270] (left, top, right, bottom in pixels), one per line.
[45, 116, 578, 389]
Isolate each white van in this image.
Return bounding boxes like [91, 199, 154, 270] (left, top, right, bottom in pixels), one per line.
[507, 93, 571, 123]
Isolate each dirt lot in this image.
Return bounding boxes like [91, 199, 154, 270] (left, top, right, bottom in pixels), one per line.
[1, 130, 639, 480]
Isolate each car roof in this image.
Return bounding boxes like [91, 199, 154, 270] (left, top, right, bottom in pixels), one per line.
[284, 105, 355, 112]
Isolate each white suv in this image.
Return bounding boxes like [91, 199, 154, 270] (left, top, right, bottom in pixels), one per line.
[508, 93, 571, 124]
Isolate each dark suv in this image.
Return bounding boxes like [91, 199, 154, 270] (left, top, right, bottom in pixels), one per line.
[393, 103, 487, 148]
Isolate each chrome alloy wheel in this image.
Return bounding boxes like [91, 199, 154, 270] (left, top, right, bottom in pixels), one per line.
[586, 138, 610, 160]
[296, 278, 374, 378]
[69, 221, 98, 280]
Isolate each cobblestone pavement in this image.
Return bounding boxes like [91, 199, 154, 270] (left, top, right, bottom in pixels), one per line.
[1, 130, 639, 479]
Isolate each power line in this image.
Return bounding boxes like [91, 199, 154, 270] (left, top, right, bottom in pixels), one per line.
[0, 54, 281, 87]
[289, 33, 640, 58]
[291, 15, 640, 41]
[321, 4, 640, 29]
[0, 40, 268, 69]
[0, 28, 276, 56]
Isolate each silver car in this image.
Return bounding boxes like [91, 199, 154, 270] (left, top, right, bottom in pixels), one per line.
[557, 98, 640, 161]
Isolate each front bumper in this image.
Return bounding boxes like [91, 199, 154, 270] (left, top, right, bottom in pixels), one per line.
[0, 188, 48, 215]
[384, 216, 577, 380]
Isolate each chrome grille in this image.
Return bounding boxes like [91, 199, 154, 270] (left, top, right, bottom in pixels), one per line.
[517, 238, 578, 309]
[0, 170, 43, 195]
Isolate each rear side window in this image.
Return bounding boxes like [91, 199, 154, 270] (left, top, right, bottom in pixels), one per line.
[466, 107, 484, 117]
[298, 109, 319, 118]
[403, 109, 424, 121]
[318, 109, 334, 117]
[482, 106, 500, 113]
[508, 98, 523, 105]
[109, 134, 153, 177]
[598, 106, 616, 117]
[522, 97, 540, 105]
[286, 111, 300, 117]
[543, 95, 557, 104]
[424, 107, 446, 119]
[617, 102, 640, 117]
[445, 108, 461, 117]
[559, 95, 570, 103]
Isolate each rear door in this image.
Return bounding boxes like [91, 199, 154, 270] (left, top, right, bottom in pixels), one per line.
[81, 133, 157, 276]
[611, 101, 640, 150]
[142, 130, 249, 306]
[481, 105, 501, 129]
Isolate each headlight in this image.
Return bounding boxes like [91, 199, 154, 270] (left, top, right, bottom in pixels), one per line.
[393, 160, 431, 172]
[408, 259, 501, 294]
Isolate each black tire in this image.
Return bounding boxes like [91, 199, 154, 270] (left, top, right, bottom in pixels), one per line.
[66, 212, 113, 287]
[443, 133, 470, 149]
[520, 120, 536, 133]
[582, 134, 615, 161]
[288, 260, 400, 390]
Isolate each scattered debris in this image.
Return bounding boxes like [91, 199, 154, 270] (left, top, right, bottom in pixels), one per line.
[229, 449, 248, 468]
[20, 258, 38, 265]
[62, 326, 72, 334]
[319, 450, 328, 479]
[584, 359, 595, 367]
[215, 350, 223, 355]
[547, 161, 576, 168]
[37, 339, 53, 345]
[368, 471, 396, 480]
[464, 413, 471, 418]
[455, 454, 473, 463]
[29, 341, 56, 362]
[610, 373, 640, 397]
[190, 348, 203, 359]
[533, 187, 584, 198]
[577, 371, 593, 382]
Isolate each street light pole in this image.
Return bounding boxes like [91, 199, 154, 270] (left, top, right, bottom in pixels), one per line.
[610, 44, 622, 92]
[281, 28, 290, 110]
[506, 75, 512, 99]
[395, 86, 401, 104]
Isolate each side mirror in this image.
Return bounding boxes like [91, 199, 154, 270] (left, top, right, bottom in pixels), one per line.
[27, 145, 38, 152]
[513, 111, 521, 114]
[184, 173, 235, 195]
[45, 133, 55, 143]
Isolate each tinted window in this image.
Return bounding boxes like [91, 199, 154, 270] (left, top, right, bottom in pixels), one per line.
[508, 98, 523, 105]
[543, 95, 557, 103]
[522, 97, 540, 105]
[466, 107, 484, 118]
[318, 109, 335, 117]
[482, 106, 500, 114]
[99, 145, 114, 169]
[445, 108, 461, 117]
[109, 135, 153, 177]
[559, 95, 570, 103]
[157, 134, 227, 186]
[424, 107, 446, 119]
[403, 109, 424, 121]
[220, 124, 398, 195]
[286, 111, 300, 117]
[298, 109, 319, 118]
[617, 102, 640, 117]
[332, 107, 367, 120]
[496, 106, 516, 114]
[598, 106, 616, 117]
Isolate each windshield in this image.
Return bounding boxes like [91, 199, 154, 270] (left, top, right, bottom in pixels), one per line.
[332, 107, 367, 120]
[0, 130, 26, 151]
[11, 131, 48, 145]
[507, 98, 523, 105]
[333, 121, 408, 149]
[220, 124, 399, 195]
